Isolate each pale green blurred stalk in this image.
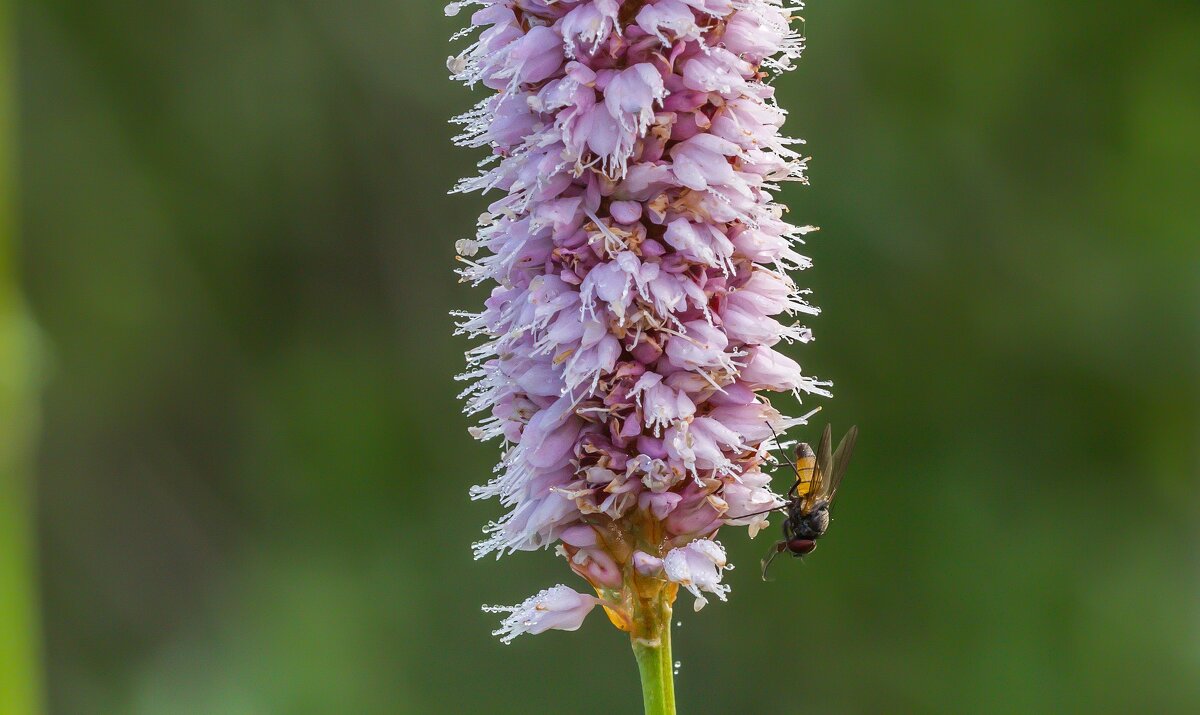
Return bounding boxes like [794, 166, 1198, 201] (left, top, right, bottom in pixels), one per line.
[0, 0, 45, 712]
[631, 591, 676, 715]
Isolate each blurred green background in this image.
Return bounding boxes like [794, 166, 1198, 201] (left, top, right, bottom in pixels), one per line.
[8, 0, 1199, 713]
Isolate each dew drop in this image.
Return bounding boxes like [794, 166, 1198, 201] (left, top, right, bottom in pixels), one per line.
[675, 621, 682, 627]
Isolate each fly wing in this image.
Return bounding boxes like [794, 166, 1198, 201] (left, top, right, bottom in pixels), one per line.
[803, 424, 833, 511]
[823, 425, 859, 503]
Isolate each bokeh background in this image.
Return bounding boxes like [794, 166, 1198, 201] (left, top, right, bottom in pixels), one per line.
[5, 0, 1198, 713]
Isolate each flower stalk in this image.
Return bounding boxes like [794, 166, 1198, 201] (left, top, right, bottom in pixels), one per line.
[631, 588, 676, 715]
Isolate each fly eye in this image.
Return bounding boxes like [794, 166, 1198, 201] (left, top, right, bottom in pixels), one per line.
[787, 539, 816, 556]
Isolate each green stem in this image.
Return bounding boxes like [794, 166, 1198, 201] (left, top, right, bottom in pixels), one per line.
[0, 0, 44, 710]
[631, 593, 676, 715]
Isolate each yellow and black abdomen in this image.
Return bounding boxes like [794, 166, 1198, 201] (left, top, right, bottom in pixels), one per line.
[789, 442, 818, 498]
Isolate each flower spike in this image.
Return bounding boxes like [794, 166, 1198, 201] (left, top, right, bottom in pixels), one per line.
[449, 0, 826, 711]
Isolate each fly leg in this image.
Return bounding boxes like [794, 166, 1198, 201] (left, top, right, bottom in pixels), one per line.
[724, 504, 787, 521]
[761, 540, 788, 581]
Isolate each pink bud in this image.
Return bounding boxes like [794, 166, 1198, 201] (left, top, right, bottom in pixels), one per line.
[632, 551, 665, 576]
[483, 585, 601, 644]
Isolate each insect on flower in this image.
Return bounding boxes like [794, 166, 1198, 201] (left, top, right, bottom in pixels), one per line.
[733, 424, 859, 579]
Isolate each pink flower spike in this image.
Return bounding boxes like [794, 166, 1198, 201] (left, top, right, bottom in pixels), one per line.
[450, 0, 824, 650]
